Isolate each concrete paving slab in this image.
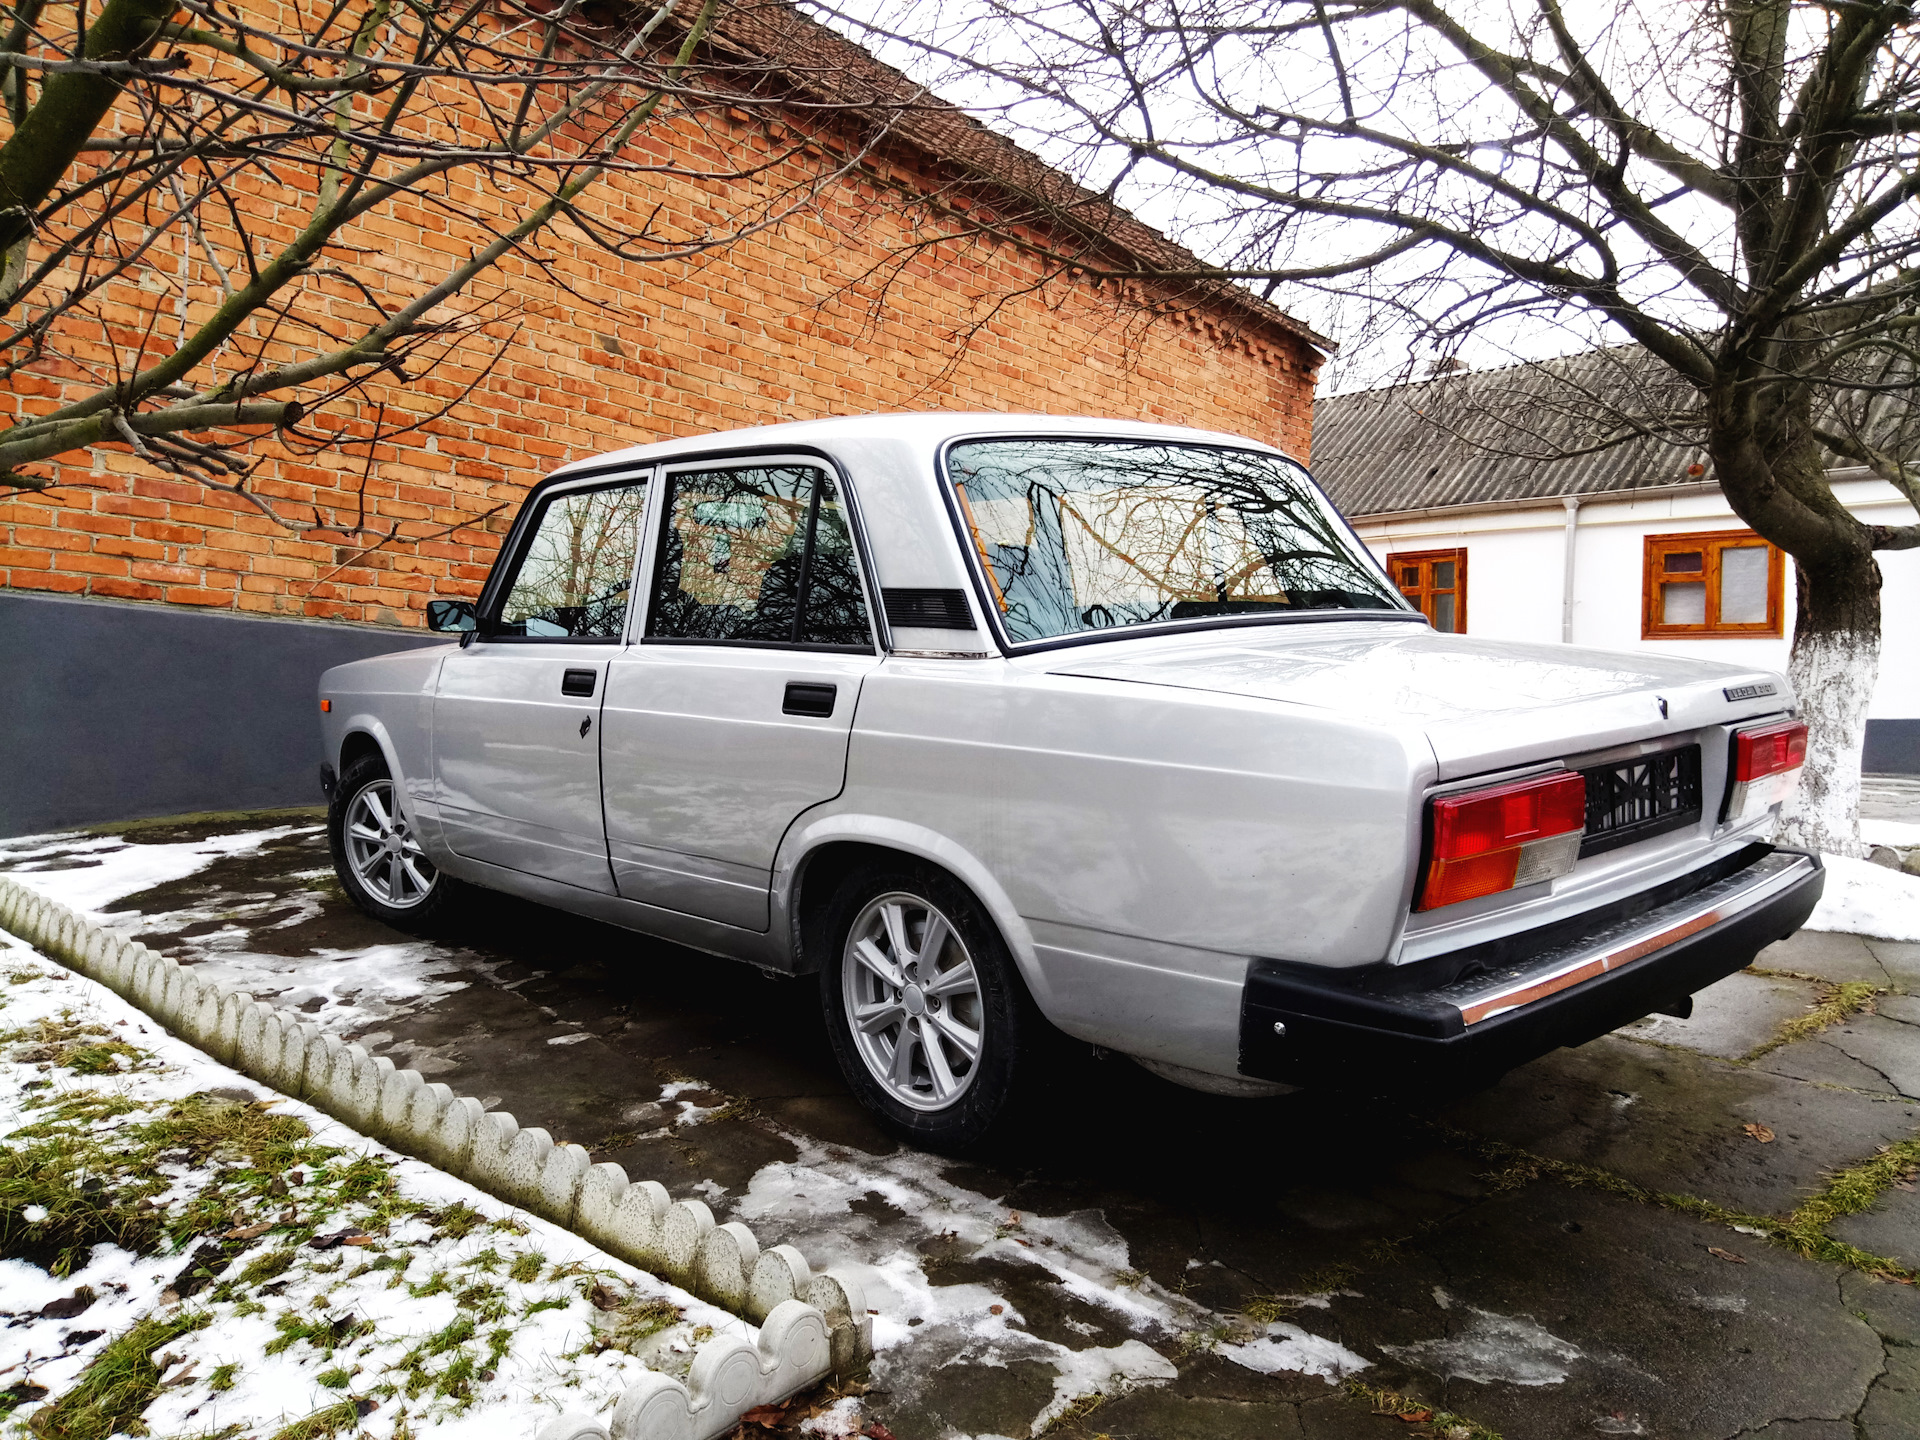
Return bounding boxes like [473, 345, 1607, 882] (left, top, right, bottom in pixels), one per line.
[1063, 1387, 1312, 1439]
[1817, 1014, 1920, 1099]
[1753, 1034, 1911, 1095]
[1870, 938, 1920, 991]
[1331, 1184, 1886, 1440]
[1830, 1179, 1920, 1267]
[1438, 1035, 1920, 1219]
[1841, 1271, 1920, 1440]
[1621, 969, 1818, 1059]
[1756, 928, 1894, 985]
[1883, 995, 1920, 1026]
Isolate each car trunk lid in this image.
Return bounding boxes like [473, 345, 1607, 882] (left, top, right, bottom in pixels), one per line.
[1047, 623, 1790, 779]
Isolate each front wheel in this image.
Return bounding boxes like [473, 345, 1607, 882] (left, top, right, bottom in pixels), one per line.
[328, 753, 457, 928]
[819, 864, 1045, 1152]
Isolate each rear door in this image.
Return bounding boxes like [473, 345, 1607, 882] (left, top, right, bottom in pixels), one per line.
[600, 456, 882, 929]
[431, 471, 650, 893]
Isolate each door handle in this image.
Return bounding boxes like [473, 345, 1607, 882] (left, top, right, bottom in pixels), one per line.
[562, 669, 597, 697]
[783, 681, 836, 717]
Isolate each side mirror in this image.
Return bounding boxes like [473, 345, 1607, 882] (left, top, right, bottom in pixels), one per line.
[426, 598, 479, 633]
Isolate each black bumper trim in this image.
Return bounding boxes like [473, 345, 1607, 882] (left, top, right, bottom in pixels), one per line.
[1239, 846, 1824, 1088]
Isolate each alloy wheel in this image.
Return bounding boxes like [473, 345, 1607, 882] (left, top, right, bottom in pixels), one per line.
[842, 892, 984, 1111]
[343, 778, 438, 909]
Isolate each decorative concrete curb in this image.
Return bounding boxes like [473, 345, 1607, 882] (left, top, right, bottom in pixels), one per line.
[0, 877, 872, 1439]
[533, 1298, 833, 1440]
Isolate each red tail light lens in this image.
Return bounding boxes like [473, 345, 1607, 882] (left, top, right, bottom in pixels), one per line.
[1725, 719, 1807, 825]
[1733, 720, 1807, 782]
[1418, 771, 1587, 911]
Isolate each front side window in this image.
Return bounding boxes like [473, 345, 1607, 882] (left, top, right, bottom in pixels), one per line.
[494, 478, 648, 639]
[946, 439, 1406, 644]
[647, 463, 873, 649]
[1643, 530, 1783, 638]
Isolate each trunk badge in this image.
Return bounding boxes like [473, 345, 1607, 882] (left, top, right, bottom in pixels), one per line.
[1657, 697, 1669, 719]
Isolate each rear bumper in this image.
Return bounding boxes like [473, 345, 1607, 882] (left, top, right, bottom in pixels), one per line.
[1239, 846, 1823, 1088]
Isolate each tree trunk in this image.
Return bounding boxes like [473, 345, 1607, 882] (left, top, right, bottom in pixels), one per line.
[1778, 538, 1882, 858]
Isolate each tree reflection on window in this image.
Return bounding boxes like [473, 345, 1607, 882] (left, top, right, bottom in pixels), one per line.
[649, 465, 873, 648]
[948, 440, 1404, 643]
[496, 481, 648, 638]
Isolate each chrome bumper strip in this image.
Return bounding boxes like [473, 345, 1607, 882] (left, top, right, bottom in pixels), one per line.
[1435, 852, 1819, 1026]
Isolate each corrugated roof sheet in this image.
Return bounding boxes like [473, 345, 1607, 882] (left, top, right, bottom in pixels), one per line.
[1311, 349, 1711, 516]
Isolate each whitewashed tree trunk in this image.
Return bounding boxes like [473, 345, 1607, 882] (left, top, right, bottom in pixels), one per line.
[1778, 627, 1877, 859]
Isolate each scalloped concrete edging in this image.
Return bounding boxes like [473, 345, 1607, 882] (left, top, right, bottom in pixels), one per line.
[0, 877, 873, 1439]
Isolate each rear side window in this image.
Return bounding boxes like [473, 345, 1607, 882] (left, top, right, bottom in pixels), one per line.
[494, 478, 648, 639]
[647, 464, 873, 649]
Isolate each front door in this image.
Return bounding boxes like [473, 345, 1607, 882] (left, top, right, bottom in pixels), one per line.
[601, 457, 881, 929]
[432, 473, 649, 893]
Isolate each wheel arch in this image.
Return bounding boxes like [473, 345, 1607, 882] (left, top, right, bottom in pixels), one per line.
[776, 819, 1045, 1000]
[330, 718, 432, 836]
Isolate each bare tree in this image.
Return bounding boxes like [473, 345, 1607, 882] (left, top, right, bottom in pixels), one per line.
[0, 0, 905, 549]
[813, 0, 1920, 854]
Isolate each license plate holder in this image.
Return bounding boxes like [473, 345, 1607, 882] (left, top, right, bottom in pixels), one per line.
[1579, 746, 1703, 857]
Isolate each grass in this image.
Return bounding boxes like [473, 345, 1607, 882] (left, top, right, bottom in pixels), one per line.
[1, 1015, 143, 1074]
[266, 1399, 363, 1440]
[1744, 979, 1884, 1060]
[26, 1311, 210, 1440]
[1344, 1379, 1503, 1440]
[578, 1294, 682, 1357]
[1037, 1390, 1106, 1434]
[1425, 1119, 1920, 1283]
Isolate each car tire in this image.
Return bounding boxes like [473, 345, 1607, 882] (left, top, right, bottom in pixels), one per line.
[328, 752, 458, 929]
[819, 863, 1045, 1152]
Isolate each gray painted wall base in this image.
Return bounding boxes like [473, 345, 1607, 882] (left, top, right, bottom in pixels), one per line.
[0, 592, 442, 836]
[2, 589, 1915, 837]
[1864, 719, 1920, 776]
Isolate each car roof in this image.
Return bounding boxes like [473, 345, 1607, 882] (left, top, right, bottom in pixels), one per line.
[546, 411, 1296, 479]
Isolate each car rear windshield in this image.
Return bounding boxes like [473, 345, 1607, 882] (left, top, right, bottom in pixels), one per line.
[946, 438, 1406, 644]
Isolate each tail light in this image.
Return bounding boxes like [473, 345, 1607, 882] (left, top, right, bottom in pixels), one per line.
[1417, 771, 1587, 911]
[1724, 719, 1807, 825]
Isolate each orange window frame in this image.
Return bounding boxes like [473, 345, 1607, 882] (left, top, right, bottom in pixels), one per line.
[1388, 548, 1467, 633]
[1642, 530, 1784, 639]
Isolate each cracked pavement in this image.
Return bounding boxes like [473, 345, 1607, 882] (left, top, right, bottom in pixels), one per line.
[4, 812, 1917, 1440]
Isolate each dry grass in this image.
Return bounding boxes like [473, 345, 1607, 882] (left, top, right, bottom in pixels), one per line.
[1744, 980, 1884, 1060]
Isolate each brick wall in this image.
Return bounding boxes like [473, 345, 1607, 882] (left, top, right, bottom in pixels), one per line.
[0, 47, 1320, 629]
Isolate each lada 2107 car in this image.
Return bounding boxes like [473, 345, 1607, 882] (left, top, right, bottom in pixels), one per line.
[319, 414, 1824, 1148]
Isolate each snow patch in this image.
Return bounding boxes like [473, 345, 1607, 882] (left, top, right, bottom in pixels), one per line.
[1862, 818, 1920, 849]
[2, 826, 312, 913]
[1216, 1321, 1368, 1379]
[1383, 1296, 1581, 1386]
[1030, 1339, 1178, 1432]
[727, 1133, 1364, 1435]
[1806, 854, 1920, 941]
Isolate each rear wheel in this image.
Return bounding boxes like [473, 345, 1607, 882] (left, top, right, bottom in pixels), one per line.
[819, 863, 1044, 1151]
[329, 752, 457, 927]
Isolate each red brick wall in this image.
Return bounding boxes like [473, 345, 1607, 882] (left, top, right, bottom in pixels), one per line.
[0, 71, 1320, 628]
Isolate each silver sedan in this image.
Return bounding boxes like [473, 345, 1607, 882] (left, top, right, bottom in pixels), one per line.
[319, 414, 1822, 1149]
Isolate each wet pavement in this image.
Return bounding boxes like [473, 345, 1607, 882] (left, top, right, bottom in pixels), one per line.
[4, 810, 1918, 1440]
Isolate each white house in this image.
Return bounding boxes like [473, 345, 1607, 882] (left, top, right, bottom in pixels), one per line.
[1311, 363, 1919, 774]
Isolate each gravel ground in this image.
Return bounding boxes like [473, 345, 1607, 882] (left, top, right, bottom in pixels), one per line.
[3, 810, 1918, 1440]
